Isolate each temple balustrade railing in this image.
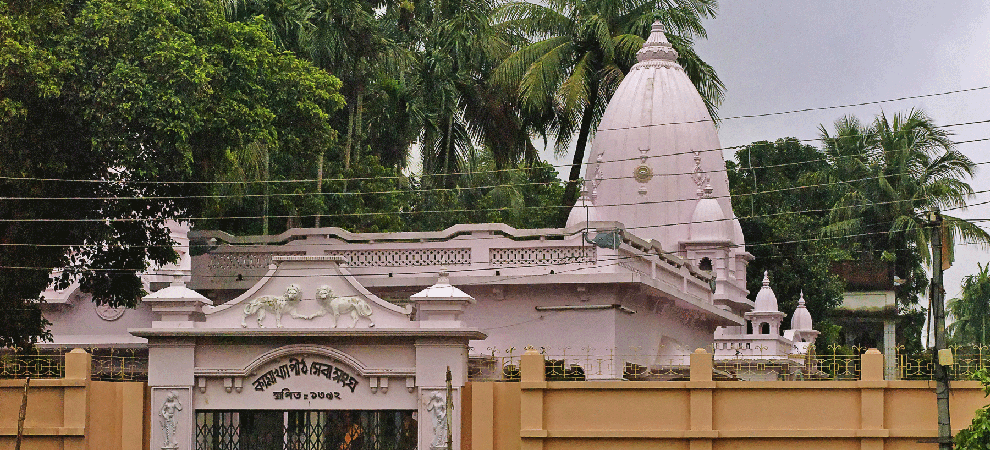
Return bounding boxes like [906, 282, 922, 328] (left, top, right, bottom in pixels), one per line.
[189, 222, 715, 296]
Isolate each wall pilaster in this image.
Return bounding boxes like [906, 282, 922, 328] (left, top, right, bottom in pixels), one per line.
[147, 340, 195, 450]
[519, 348, 545, 450]
[859, 348, 887, 450]
[689, 348, 715, 450]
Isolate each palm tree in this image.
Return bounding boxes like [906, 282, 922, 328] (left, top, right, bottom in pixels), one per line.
[948, 263, 990, 346]
[492, 0, 723, 222]
[820, 109, 990, 306]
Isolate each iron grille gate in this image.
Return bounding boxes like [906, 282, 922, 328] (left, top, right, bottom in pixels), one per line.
[196, 410, 416, 450]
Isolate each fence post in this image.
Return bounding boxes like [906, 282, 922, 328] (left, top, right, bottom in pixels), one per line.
[65, 348, 92, 381]
[689, 348, 715, 450]
[63, 348, 91, 450]
[519, 348, 546, 450]
[859, 348, 886, 450]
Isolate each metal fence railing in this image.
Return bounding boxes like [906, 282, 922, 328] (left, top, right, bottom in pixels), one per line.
[467, 345, 990, 382]
[4, 345, 987, 383]
[0, 347, 148, 382]
[895, 345, 990, 381]
[0, 350, 65, 379]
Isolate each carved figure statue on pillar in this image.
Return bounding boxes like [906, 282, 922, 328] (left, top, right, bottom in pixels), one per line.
[160, 391, 183, 449]
[425, 391, 448, 448]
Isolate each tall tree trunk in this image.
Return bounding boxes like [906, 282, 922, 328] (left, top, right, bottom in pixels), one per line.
[559, 90, 598, 226]
[315, 152, 324, 228]
[354, 87, 365, 165]
[444, 115, 455, 188]
[344, 101, 355, 170]
[262, 144, 270, 235]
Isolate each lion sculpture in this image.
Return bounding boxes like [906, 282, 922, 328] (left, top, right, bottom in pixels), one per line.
[312, 285, 375, 328]
[241, 284, 304, 328]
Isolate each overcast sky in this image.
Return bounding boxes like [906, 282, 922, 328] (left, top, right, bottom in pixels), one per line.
[690, 0, 990, 303]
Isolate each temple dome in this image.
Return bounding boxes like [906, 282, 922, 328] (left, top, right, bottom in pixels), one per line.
[689, 187, 729, 241]
[578, 21, 745, 250]
[790, 292, 814, 331]
[753, 272, 779, 312]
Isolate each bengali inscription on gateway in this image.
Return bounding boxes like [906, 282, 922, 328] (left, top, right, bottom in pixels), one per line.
[252, 357, 359, 401]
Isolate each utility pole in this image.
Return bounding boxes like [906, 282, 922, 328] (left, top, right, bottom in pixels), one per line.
[931, 210, 951, 449]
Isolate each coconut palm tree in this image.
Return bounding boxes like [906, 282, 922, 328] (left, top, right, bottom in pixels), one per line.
[492, 0, 723, 221]
[820, 109, 990, 306]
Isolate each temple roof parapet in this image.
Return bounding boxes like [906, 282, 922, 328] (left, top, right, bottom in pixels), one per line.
[189, 222, 716, 286]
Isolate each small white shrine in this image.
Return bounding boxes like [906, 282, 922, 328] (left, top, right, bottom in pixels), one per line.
[713, 272, 820, 359]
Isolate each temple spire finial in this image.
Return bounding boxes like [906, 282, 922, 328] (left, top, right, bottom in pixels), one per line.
[636, 20, 679, 63]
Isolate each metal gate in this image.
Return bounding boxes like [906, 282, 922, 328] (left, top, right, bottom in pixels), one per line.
[195, 410, 417, 450]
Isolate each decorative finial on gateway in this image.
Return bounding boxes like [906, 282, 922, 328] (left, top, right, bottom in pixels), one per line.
[798, 291, 806, 306]
[762, 271, 770, 286]
[636, 21, 679, 63]
[437, 268, 450, 285]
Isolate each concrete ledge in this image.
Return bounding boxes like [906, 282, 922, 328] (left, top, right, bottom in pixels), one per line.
[520, 429, 549, 438]
[131, 327, 487, 339]
[719, 429, 880, 438]
[544, 430, 708, 438]
[520, 382, 548, 390]
[888, 429, 970, 437]
[0, 427, 85, 436]
[545, 381, 690, 389]
[516, 429, 957, 440]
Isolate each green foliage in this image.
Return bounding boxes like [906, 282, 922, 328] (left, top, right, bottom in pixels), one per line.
[0, 0, 342, 347]
[404, 150, 565, 232]
[955, 368, 990, 449]
[726, 138, 845, 346]
[949, 263, 990, 346]
[321, 156, 413, 233]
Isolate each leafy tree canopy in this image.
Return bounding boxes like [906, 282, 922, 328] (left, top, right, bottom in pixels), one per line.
[0, 0, 343, 347]
[956, 368, 990, 448]
[949, 263, 990, 347]
[727, 138, 845, 346]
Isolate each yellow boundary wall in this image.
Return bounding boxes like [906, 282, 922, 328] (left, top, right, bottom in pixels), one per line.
[464, 349, 990, 450]
[0, 349, 147, 450]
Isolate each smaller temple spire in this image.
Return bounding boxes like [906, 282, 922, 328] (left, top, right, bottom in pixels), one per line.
[753, 271, 780, 313]
[790, 291, 815, 331]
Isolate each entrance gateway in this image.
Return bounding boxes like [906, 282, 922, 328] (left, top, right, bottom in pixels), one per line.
[132, 256, 482, 450]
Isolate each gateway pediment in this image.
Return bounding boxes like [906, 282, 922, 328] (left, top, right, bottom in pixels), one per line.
[203, 256, 411, 329]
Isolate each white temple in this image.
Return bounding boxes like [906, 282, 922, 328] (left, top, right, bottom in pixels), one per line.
[38, 22, 799, 368]
[29, 22, 825, 450]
